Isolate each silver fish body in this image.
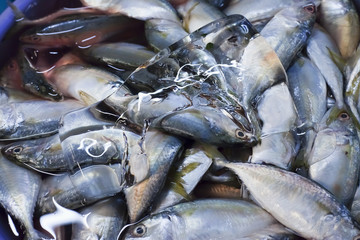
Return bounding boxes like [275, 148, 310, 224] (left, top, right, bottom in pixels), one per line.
[124, 199, 278, 240]
[37, 164, 124, 214]
[222, 162, 360, 239]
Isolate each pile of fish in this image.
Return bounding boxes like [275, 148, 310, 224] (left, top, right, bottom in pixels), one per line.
[1, 0, 360, 239]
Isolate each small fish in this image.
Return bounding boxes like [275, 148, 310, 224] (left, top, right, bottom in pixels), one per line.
[37, 164, 124, 214]
[46, 64, 130, 105]
[71, 196, 128, 240]
[151, 143, 213, 212]
[80, 0, 179, 22]
[1, 134, 66, 172]
[124, 129, 183, 222]
[123, 199, 279, 240]
[308, 105, 360, 206]
[40, 197, 90, 240]
[0, 99, 84, 140]
[0, 153, 42, 240]
[20, 14, 142, 48]
[318, 0, 360, 58]
[221, 162, 360, 239]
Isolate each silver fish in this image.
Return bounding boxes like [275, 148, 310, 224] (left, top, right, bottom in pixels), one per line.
[221, 162, 360, 239]
[308, 105, 360, 206]
[306, 24, 345, 107]
[37, 164, 124, 214]
[72, 196, 128, 240]
[318, 0, 360, 58]
[0, 153, 42, 239]
[123, 199, 278, 240]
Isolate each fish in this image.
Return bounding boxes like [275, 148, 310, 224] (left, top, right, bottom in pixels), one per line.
[80, 0, 179, 22]
[20, 14, 142, 48]
[123, 199, 279, 240]
[151, 143, 213, 212]
[260, 1, 316, 70]
[306, 24, 345, 107]
[71, 196, 128, 240]
[46, 64, 130, 105]
[0, 153, 42, 240]
[37, 164, 125, 214]
[1, 134, 66, 172]
[308, 105, 360, 206]
[220, 162, 360, 239]
[176, 0, 226, 32]
[251, 83, 298, 169]
[318, 0, 360, 58]
[0, 99, 84, 140]
[124, 129, 183, 222]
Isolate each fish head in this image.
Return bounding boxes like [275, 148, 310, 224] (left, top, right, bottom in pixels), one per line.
[321, 105, 357, 133]
[124, 212, 175, 240]
[1, 141, 42, 165]
[19, 33, 43, 44]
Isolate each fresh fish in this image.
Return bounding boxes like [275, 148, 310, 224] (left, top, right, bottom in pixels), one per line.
[221, 162, 360, 239]
[145, 19, 188, 51]
[260, 1, 316, 70]
[0, 153, 42, 240]
[308, 105, 360, 206]
[46, 64, 130, 105]
[40, 198, 90, 240]
[80, 0, 179, 22]
[81, 42, 156, 70]
[61, 128, 147, 179]
[20, 14, 142, 48]
[151, 143, 213, 212]
[1, 134, 66, 172]
[71, 196, 128, 240]
[318, 0, 360, 58]
[124, 129, 183, 222]
[251, 83, 298, 169]
[123, 199, 278, 240]
[151, 105, 256, 146]
[351, 184, 360, 223]
[224, 0, 320, 23]
[0, 99, 84, 140]
[177, 0, 226, 32]
[59, 104, 118, 141]
[37, 164, 124, 214]
[306, 24, 345, 107]
[287, 56, 327, 167]
[0, 87, 38, 105]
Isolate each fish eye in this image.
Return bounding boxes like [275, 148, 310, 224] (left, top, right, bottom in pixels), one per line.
[338, 112, 350, 121]
[31, 35, 40, 42]
[11, 146, 23, 155]
[303, 4, 316, 13]
[133, 224, 146, 237]
[235, 129, 246, 139]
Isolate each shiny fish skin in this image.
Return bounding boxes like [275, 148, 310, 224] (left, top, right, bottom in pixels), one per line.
[225, 0, 320, 23]
[308, 105, 360, 206]
[251, 83, 297, 169]
[20, 14, 140, 48]
[177, 0, 226, 32]
[71, 197, 128, 240]
[37, 164, 124, 214]
[318, 0, 360, 58]
[222, 162, 360, 239]
[47, 64, 129, 105]
[260, 1, 316, 70]
[124, 199, 278, 240]
[124, 130, 183, 222]
[1, 134, 66, 172]
[0, 99, 84, 140]
[0, 153, 42, 240]
[306, 24, 345, 107]
[81, 0, 179, 22]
